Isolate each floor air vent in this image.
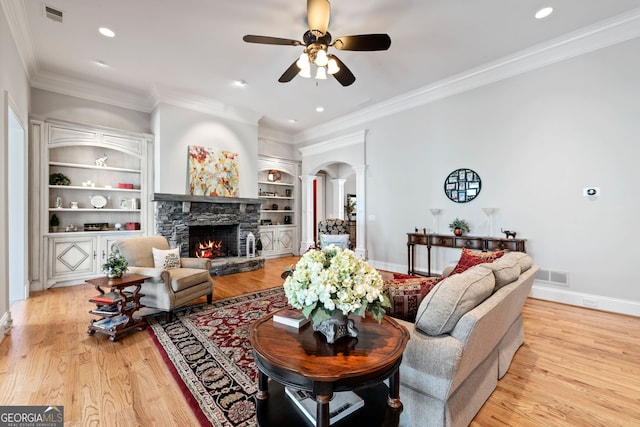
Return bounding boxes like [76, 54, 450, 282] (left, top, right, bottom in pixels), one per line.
[44, 5, 63, 23]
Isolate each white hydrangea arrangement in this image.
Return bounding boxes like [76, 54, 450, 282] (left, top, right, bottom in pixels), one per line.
[283, 246, 390, 324]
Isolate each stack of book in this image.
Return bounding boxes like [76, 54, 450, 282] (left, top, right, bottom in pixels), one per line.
[90, 301, 136, 316]
[91, 315, 129, 331]
[273, 309, 310, 328]
[285, 387, 364, 426]
[90, 291, 131, 305]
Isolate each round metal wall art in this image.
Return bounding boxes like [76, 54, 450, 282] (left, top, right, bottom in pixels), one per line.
[444, 168, 482, 203]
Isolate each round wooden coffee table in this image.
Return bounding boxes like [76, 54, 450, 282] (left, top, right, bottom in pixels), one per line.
[249, 309, 410, 427]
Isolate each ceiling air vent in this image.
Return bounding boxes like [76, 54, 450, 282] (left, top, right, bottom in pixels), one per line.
[44, 5, 64, 23]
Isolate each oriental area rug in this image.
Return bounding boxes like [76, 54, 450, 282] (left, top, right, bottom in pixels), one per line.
[146, 287, 289, 427]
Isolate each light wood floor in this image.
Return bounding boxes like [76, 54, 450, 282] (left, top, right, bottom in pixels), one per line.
[1, 257, 638, 426]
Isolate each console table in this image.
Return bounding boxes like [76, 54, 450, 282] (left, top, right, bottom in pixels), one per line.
[407, 233, 527, 277]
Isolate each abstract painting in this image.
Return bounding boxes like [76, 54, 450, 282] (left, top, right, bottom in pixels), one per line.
[188, 145, 239, 197]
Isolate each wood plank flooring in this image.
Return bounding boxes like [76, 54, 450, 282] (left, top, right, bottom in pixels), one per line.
[1, 256, 639, 426]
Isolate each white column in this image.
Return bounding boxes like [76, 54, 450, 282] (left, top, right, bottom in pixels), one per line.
[331, 178, 347, 219]
[299, 175, 317, 253]
[353, 165, 367, 259]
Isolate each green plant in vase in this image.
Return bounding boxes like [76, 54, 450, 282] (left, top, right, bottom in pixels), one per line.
[449, 218, 471, 236]
[49, 214, 60, 232]
[102, 248, 129, 279]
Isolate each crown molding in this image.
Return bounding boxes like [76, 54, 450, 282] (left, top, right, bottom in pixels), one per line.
[294, 7, 640, 144]
[258, 127, 294, 144]
[151, 85, 262, 126]
[298, 130, 366, 157]
[30, 71, 154, 112]
[1, 0, 38, 78]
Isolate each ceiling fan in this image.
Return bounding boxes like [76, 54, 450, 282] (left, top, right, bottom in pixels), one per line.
[242, 0, 391, 87]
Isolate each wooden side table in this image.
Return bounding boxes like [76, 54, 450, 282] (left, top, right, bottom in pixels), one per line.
[250, 309, 410, 427]
[86, 273, 150, 342]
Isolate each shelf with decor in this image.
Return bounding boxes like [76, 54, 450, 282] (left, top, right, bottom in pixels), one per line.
[32, 118, 153, 288]
[258, 157, 300, 257]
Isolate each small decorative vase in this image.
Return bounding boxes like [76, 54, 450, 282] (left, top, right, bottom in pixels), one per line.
[313, 312, 358, 344]
[107, 271, 123, 279]
[453, 228, 463, 236]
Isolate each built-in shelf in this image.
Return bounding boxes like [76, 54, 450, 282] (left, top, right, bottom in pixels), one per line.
[258, 196, 294, 200]
[49, 161, 141, 174]
[49, 185, 141, 193]
[260, 210, 296, 213]
[258, 180, 294, 187]
[49, 208, 140, 212]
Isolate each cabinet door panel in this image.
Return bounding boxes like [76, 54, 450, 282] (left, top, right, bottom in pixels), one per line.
[277, 227, 294, 252]
[49, 236, 96, 279]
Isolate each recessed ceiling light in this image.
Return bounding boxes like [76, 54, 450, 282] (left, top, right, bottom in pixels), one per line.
[535, 7, 553, 19]
[288, 119, 297, 123]
[233, 80, 247, 87]
[94, 60, 109, 68]
[98, 27, 115, 38]
[316, 107, 324, 112]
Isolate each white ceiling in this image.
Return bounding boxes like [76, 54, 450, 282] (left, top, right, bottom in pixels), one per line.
[7, 0, 640, 134]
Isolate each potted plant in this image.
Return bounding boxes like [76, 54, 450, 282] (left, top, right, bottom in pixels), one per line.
[449, 218, 471, 236]
[49, 173, 71, 186]
[49, 214, 60, 232]
[256, 238, 263, 256]
[102, 248, 129, 279]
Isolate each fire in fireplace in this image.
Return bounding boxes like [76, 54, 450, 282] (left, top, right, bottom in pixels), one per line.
[188, 224, 239, 258]
[194, 239, 222, 258]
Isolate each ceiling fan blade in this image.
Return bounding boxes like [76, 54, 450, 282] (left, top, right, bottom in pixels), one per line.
[307, 0, 331, 36]
[329, 55, 355, 87]
[333, 34, 391, 51]
[243, 35, 302, 46]
[278, 60, 300, 83]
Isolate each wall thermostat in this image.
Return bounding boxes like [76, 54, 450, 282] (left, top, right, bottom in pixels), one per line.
[583, 187, 600, 197]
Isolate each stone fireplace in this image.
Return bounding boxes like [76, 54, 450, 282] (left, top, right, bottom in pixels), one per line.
[152, 193, 264, 275]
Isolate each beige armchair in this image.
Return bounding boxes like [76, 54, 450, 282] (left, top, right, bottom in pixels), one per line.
[114, 236, 213, 321]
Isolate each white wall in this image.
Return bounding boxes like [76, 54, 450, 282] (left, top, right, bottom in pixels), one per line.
[298, 38, 640, 315]
[152, 102, 259, 197]
[31, 88, 150, 133]
[0, 3, 31, 341]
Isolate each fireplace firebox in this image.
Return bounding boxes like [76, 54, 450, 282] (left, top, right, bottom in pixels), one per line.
[188, 224, 239, 258]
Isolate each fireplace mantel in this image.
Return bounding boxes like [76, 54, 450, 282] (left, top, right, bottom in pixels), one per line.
[152, 193, 262, 205]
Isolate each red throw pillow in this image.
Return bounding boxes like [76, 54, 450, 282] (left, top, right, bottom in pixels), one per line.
[384, 276, 443, 322]
[449, 248, 505, 276]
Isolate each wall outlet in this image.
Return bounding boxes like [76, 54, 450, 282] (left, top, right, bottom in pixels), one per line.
[582, 298, 599, 308]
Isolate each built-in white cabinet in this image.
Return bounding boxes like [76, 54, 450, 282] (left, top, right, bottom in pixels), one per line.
[259, 225, 296, 258]
[258, 157, 299, 258]
[30, 118, 153, 288]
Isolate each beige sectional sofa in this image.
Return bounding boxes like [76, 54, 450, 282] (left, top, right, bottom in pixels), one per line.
[394, 251, 537, 427]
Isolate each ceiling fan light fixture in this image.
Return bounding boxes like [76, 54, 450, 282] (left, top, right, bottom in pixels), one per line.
[296, 53, 309, 68]
[299, 66, 311, 78]
[327, 57, 340, 75]
[315, 49, 329, 66]
[315, 66, 327, 80]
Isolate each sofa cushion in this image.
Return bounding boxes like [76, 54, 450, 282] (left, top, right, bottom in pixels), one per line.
[415, 265, 495, 336]
[449, 248, 505, 275]
[168, 268, 211, 292]
[502, 251, 533, 273]
[476, 256, 520, 289]
[319, 233, 350, 249]
[384, 276, 443, 322]
[152, 247, 181, 270]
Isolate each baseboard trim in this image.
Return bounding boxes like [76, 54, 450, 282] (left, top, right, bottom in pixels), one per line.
[0, 310, 13, 344]
[530, 284, 640, 317]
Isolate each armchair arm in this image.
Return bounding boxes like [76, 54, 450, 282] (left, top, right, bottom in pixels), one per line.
[180, 257, 212, 270]
[127, 266, 170, 284]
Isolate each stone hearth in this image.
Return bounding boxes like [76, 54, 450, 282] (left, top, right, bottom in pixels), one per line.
[152, 193, 264, 275]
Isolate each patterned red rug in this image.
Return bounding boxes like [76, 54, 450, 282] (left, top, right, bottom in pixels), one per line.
[146, 287, 288, 427]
